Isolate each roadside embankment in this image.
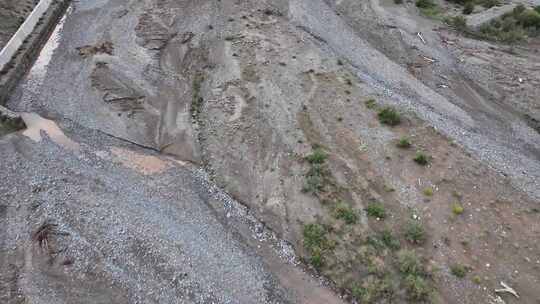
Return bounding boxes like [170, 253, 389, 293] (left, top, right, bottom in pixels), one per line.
[0, 0, 70, 105]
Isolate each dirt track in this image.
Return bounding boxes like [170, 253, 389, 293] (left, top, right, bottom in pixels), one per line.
[2, 0, 540, 303]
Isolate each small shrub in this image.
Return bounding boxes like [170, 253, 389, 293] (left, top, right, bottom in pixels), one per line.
[397, 250, 424, 276]
[365, 99, 377, 109]
[397, 137, 412, 148]
[450, 264, 468, 278]
[366, 202, 387, 219]
[517, 9, 540, 28]
[378, 107, 401, 126]
[416, 0, 435, 9]
[381, 229, 401, 250]
[309, 247, 324, 269]
[404, 221, 426, 244]
[479, 0, 500, 8]
[305, 148, 327, 164]
[303, 164, 326, 194]
[472, 275, 482, 284]
[413, 152, 430, 166]
[452, 203, 464, 215]
[352, 276, 393, 303]
[404, 274, 431, 301]
[449, 15, 468, 32]
[334, 203, 358, 224]
[463, 2, 475, 14]
[423, 187, 434, 196]
[303, 223, 327, 250]
[191, 74, 205, 117]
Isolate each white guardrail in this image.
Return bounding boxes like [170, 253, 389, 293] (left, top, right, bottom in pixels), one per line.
[0, 0, 54, 71]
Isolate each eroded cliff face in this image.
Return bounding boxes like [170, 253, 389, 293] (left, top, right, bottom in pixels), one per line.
[5, 0, 540, 302]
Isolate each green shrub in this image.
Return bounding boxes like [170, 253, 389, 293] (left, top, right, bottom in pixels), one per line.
[449, 15, 468, 32]
[463, 2, 474, 14]
[397, 137, 412, 148]
[305, 148, 327, 164]
[381, 229, 401, 250]
[413, 152, 430, 166]
[397, 250, 424, 276]
[303, 164, 326, 194]
[404, 221, 426, 244]
[352, 276, 394, 303]
[416, 0, 436, 9]
[404, 274, 431, 301]
[365, 99, 377, 109]
[334, 203, 358, 224]
[378, 107, 401, 126]
[450, 264, 468, 278]
[423, 187, 434, 196]
[452, 203, 464, 215]
[535, 6, 540, 14]
[479, 0, 500, 8]
[366, 202, 387, 219]
[518, 9, 540, 28]
[303, 223, 327, 250]
[309, 247, 324, 269]
[191, 74, 205, 117]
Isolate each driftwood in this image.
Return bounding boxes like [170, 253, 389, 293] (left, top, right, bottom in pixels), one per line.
[495, 281, 519, 298]
[417, 32, 426, 44]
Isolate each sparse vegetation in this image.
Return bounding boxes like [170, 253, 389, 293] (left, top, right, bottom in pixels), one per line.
[398, 250, 425, 276]
[303, 223, 330, 268]
[303, 148, 333, 195]
[397, 137, 412, 148]
[473, 5, 540, 42]
[472, 275, 482, 284]
[450, 264, 468, 278]
[365, 99, 377, 109]
[191, 74, 205, 117]
[416, 0, 435, 9]
[366, 202, 387, 219]
[416, 0, 443, 18]
[404, 221, 426, 245]
[378, 107, 401, 126]
[448, 15, 468, 32]
[352, 276, 394, 303]
[403, 274, 431, 301]
[397, 250, 431, 300]
[303, 163, 329, 194]
[305, 148, 327, 164]
[413, 152, 430, 166]
[452, 203, 464, 215]
[423, 187, 434, 196]
[303, 223, 327, 249]
[381, 229, 401, 250]
[463, 2, 475, 15]
[334, 203, 358, 224]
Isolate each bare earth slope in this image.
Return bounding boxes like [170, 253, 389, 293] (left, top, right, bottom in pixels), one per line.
[3, 0, 540, 303]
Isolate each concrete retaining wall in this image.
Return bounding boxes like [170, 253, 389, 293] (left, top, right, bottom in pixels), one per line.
[0, 0, 71, 105]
